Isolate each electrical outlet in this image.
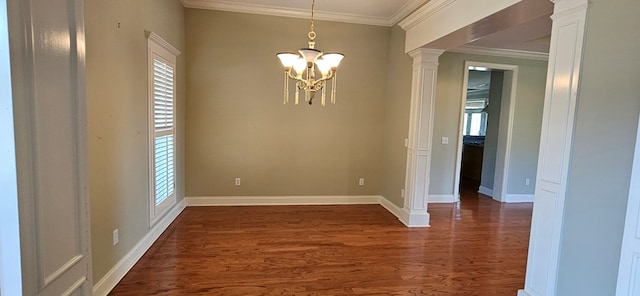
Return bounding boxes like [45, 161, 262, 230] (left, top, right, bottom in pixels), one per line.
[441, 137, 449, 145]
[358, 178, 365, 186]
[525, 178, 530, 186]
[401, 189, 405, 198]
[113, 229, 119, 246]
[235, 178, 241, 186]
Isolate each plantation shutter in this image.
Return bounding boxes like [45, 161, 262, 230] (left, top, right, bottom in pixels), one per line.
[153, 57, 175, 206]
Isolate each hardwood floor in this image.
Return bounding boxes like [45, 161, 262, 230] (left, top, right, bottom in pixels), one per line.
[110, 190, 532, 295]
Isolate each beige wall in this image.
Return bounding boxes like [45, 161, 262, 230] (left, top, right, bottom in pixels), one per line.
[430, 52, 547, 196]
[381, 25, 413, 207]
[84, 0, 185, 281]
[185, 9, 390, 197]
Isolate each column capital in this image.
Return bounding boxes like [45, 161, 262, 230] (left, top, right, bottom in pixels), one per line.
[408, 48, 444, 65]
[550, 0, 589, 17]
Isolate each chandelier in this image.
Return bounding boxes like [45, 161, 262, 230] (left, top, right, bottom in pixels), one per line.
[276, 0, 345, 106]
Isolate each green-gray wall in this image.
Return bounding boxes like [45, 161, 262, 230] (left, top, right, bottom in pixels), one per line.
[430, 52, 547, 196]
[381, 25, 413, 207]
[480, 71, 504, 190]
[184, 9, 390, 197]
[84, 0, 186, 281]
[557, 0, 640, 294]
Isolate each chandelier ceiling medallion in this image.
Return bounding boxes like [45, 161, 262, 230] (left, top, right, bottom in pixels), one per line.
[276, 0, 345, 106]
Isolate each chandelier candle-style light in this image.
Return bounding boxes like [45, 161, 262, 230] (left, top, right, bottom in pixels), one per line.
[276, 0, 344, 106]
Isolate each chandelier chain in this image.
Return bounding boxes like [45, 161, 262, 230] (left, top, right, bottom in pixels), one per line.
[308, 0, 316, 42]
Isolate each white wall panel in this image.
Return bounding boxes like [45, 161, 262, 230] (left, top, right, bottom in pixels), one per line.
[520, 1, 588, 295]
[9, 0, 92, 294]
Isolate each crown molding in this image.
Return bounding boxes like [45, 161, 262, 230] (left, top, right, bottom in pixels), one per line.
[448, 45, 549, 61]
[389, 0, 428, 26]
[398, 0, 456, 30]
[182, 0, 393, 26]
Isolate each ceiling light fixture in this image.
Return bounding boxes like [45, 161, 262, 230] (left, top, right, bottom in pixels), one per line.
[276, 0, 345, 106]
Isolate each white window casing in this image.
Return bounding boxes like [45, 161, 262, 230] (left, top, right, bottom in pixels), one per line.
[146, 31, 180, 226]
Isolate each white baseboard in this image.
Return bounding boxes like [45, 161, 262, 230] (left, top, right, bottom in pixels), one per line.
[517, 289, 533, 296]
[505, 194, 535, 203]
[186, 195, 381, 206]
[428, 194, 457, 203]
[478, 186, 494, 197]
[379, 196, 409, 224]
[92, 199, 187, 296]
[379, 196, 431, 227]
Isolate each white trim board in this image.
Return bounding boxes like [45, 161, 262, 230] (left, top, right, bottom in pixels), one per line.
[505, 194, 534, 203]
[517, 290, 533, 296]
[478, 186, 494, 197]
[398, 0, 455, 30]
[428, 194, 458, 203]
[448, 46, 549, 61]
[186, 195, 381, 206]
[379, 196, 410, 225]
[389, 0, 429, 26]
[188, 195, 426, 228]
[92, 200, 187, 296]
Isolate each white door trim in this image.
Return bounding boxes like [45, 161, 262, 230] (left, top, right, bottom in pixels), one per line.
[453, 61, 518, 203]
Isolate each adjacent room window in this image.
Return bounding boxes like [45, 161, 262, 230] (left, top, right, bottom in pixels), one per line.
[463, 111, 488, 136]
[147, 31, 180, 225]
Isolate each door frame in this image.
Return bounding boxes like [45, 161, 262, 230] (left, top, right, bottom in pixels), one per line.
[453, 61, 518, 202]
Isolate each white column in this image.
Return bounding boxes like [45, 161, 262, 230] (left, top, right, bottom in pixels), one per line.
[403, 48, 443, 227]
[519, 0, 588, 295]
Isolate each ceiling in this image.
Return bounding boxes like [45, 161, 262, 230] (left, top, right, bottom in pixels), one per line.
[181, 0, 551, 54]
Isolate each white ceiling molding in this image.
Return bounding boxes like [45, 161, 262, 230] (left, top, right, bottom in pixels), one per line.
[448, 45, 549, 61]
[182, 0, 394, 26]
[389, 0, 428, 26]
[398, 0, 456, 30]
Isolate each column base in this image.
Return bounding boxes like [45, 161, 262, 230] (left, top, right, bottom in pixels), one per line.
[400, 208, 430, 227]
[517, 289, 532, 296]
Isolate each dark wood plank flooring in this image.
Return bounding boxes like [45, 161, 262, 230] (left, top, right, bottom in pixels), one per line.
[110, 188, 532, 295]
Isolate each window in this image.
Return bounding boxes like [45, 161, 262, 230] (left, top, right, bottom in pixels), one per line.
[463, 111, 488, 136]
[147, 31, 180, 225]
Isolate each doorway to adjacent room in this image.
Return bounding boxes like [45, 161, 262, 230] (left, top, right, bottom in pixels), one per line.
[453, 61, 519, 203]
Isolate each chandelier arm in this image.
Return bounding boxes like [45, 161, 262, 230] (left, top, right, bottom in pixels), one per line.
[284, 74, 336, 91]
[310, 71, 335, 86]
[286, 71, 300, 81]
